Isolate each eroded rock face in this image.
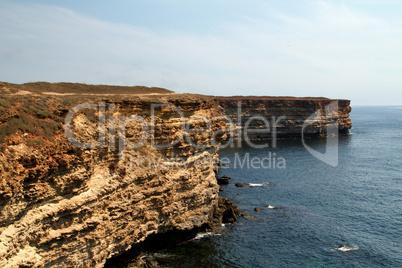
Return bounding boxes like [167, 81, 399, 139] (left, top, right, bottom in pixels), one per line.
[218, 97, 352, 139]
[0, 84, 352, 267]
[0, 94, 225, 267]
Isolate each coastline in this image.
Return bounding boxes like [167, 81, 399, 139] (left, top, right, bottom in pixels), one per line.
[0, 82, 352, 267]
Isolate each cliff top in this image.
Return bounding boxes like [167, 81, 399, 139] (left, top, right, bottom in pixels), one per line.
[216, 96, 348, 101]
[0, 81, 174, 95]
[0, 81, 350, 102]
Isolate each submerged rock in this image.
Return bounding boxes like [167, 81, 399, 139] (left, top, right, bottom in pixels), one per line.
[235, 183, 246, 187]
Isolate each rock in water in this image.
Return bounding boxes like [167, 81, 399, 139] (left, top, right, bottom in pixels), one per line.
[207, 197, 241, 229]
[216, 175, 231, 185]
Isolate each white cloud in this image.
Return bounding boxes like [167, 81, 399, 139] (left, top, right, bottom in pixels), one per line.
[0, 0, 401, 105]
[316, 1, 384, 29]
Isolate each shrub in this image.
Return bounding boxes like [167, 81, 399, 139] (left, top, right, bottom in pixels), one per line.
[26, 139, 44, 147]
[0, 112, 63, 144]
[0, 98, 9, 108]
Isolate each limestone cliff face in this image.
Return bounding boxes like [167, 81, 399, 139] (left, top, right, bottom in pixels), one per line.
[0, 92, 225, 267]
[218, 97, 352, 139]
[0, 82, 352, 268]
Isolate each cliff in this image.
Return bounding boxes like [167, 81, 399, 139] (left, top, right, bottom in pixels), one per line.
[218, 96, 352, 139]
[0, 82, 352, 267]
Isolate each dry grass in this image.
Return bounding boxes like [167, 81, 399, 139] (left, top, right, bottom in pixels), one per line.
[1, 81, 173, 95]
[0, 95, 65, 145]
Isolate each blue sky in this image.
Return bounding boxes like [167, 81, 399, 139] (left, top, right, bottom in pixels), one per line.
[1, 0, 402, 105]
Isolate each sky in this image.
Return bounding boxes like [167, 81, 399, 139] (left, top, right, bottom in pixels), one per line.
[1, 0, 402, 105]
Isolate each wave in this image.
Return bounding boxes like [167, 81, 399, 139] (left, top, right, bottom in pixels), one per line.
[248, 182, 272, 187]
[336, 244, 359, 252]
[150, 252, 176, 259]
[194, 232, 220, 240]
[267, 205, 278, 209]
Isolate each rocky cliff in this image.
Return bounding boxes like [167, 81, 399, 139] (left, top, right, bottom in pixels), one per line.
[218, 96, 352, 140]
[0, 82, 352, 267]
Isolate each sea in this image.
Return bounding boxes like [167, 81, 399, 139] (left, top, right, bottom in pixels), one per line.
[109, 106, 402, 267]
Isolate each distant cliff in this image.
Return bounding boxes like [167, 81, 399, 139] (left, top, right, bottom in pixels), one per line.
[218, 96, 351, 139]
[0, 82, 351, 267]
